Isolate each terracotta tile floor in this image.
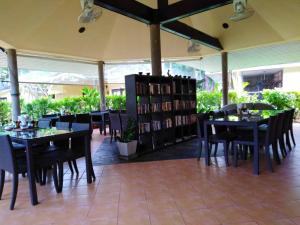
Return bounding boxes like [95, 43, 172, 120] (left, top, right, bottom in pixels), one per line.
[1, 125, 300, 225]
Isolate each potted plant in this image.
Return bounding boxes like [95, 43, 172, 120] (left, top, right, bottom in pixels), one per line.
[116, 118, 137, 157]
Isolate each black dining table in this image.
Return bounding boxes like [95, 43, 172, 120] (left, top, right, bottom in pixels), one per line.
[204, 110, 281, 175]
[0, 128, 95, 206]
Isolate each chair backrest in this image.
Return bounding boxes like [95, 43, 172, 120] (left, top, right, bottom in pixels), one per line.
[288, 108, 295, 130]
[76, 113, 91, 124]
[221, 104, 237, 111]
[197, 113, 212, 139]
[109, 112, 121, 130]
[56, 122, 70, 130]
[275, 112, 285, 138]
[0, 135, 16, 173]
[38, 119, 51, 129]
[283, 110, 291, 132]
[211, 111, 227, 134]
[252, 103, 276, 110]
[265, 115, 278, 144]
[54, 122, 70, 149]
[120, 113, 129, 131]
[71, 123, 90, 153]
[42, 114, 58, 118]
[59, 115, 75, 123]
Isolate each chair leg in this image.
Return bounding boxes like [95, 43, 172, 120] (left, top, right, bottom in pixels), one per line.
[72, 160, 79, 175]
[21, 172, 26, 178]
[197, 140, 203, 161]
[213, 143, 218, 157]
[10, 173, 19, 210]
[53, 164, 59, 193]
[68, 161, 74, 174]
[58, 162, 63, 193]
[290, 129, 296, 146]
[286, 132, 292, 151]
[234, 143, 238, 167]
[265, 145, 273, 172]
[223, 142, 229, 167]
[272, 142, 281, 165]
[0, 170, 5, 200]
[279, 138, 287, 157]
[110, 129, 113, 143]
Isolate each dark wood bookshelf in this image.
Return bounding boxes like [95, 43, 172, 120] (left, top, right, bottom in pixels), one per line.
[125, 74, 197, 154]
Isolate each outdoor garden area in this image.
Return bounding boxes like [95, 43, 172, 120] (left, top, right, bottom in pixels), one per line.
[1, 84, 299, 125]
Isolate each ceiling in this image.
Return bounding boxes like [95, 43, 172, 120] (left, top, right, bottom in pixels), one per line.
[0, 0, 300, 62]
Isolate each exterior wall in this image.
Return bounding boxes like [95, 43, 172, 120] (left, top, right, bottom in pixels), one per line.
[282, 66, 300, 92]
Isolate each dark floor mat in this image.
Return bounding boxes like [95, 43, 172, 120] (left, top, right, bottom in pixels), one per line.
[92, 138, 224, 165]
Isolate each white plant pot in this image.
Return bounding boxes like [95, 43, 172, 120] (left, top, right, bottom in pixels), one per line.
[116, 140, 137, 156]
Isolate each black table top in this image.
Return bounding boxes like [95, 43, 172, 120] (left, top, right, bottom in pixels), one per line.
[0, 128, 81, 140]
[207, 110, 283, 124]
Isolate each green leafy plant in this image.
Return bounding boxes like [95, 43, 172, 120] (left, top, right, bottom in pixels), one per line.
[81, 87, 100, 112]
[106, 95, 126, 110]
[119, 118, 136, 143]
[196, 90, 222, 113]
[262, 89, 295, 110]
[0, 100, 11, 125]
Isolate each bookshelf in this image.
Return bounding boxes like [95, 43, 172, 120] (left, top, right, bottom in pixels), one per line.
[125, 74, 197, 154]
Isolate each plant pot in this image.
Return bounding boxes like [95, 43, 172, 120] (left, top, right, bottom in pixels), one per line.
[116, 140, 137, 156]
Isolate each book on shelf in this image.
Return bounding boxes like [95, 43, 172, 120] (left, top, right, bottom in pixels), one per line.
[139, 122, 151, 134]
[137, 103, 150, 114]
[173, 100, 181, 111]
[149, 83, 161, 95]
[164, 118, 173, 128]
[175, 115, 182, 127]
[152, 120, 161, 131]
[151, 103, 161, 113]
[162, 102, 172, 111]
[161, 84, 171, 95]
[190, 114, 197, 124]
[136, 82, 148, 95]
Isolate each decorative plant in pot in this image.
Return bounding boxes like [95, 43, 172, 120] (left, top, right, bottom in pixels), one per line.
[116, 118, 137, 157]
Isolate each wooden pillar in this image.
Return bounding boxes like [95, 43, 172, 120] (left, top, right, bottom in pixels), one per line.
[7, 49, 21, 121]
[221, 51, 228, 106]
[150, 24, 162, 76]
[97, 61, 106, 111]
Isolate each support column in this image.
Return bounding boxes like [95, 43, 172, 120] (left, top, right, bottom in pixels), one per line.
[7, 49, 21, 121]
[150, 24, 162, 76]
[97, 61, 106, 111]
[221, 51, 228, 106]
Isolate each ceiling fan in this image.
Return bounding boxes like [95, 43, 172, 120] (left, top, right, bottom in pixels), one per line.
[229, 0, 254, 22]
[187, 40, 201, 53]
[78, 0, 102, 24]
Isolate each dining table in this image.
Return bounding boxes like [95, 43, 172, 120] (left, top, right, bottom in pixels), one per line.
[204, 110, 281, 175]
[0, 127, 95, 206]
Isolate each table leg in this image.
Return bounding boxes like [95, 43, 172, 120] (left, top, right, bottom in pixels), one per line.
[84, 134, 93, 183]
[25, 142, 38, 205]
[102, 115, 106, 136]
[204, 121, 210, 166]
[253, 124, 259, 175]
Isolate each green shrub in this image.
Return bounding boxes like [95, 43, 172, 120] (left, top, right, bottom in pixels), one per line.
[0, 100, 11, 125]
[106, 95, 126, 110]
[262, 89, 295, 110]
[196, 90, 222, 113]
[81, 87, 100, 112]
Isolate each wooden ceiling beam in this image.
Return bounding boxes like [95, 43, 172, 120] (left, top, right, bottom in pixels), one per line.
[94, 0, 154, 24]
[159, 0, 232, 24]
[162, 21, 223, 51]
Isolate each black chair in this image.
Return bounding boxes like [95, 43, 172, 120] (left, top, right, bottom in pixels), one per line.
[197, 112, 235, 166]
[196, 113, 211, 159]
[233, 115, 278, 172]
[53, 122, 78, 175]
[0, 135, 61, 210]
[59, 115, 75, 123]
[120, 113, 129, 138]
[109, 112, 121, 143]
[252, 103, 276, 110]
[38, 119, 51, 129]
[275, 112, 287, 158]
[76, 113, 92, 135]
[288, 108, 296, 146]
